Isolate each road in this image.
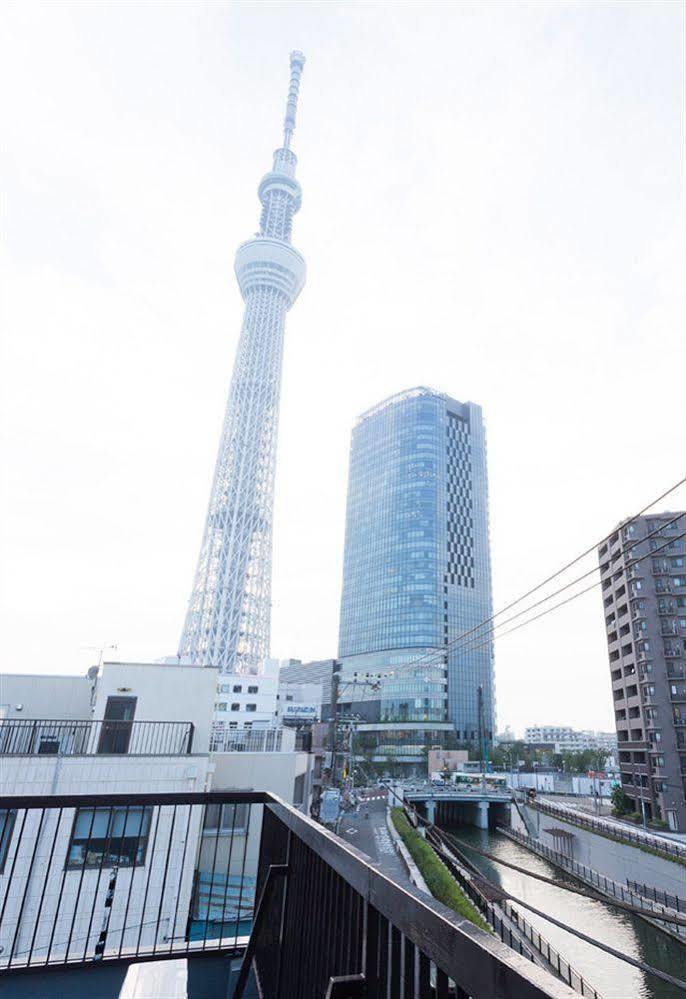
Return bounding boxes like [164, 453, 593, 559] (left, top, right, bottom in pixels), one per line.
[338, 790, 408, 885]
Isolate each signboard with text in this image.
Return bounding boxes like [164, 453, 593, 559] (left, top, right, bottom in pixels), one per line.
[282, 703, 318, 722]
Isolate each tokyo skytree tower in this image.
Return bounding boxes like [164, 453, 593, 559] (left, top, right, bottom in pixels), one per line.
[179, 52, 306, 674]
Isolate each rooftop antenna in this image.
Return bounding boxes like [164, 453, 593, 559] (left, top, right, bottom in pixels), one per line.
[283, 50, 306, 150]
[81, 643, 118, 667]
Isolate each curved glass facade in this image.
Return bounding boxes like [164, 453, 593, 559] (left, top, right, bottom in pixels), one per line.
[338, 387, 495, 744]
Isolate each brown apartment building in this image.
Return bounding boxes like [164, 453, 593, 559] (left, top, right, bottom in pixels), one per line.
[598, 511, 686, 831]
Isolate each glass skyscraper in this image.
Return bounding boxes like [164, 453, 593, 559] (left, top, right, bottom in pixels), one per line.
[337, 387, 495, 757]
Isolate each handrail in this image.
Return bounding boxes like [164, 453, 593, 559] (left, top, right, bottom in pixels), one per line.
[0, 718, 195, 757]
[427, 827, 601, 998]
[262, 796, 575, 997]
[531, 797, 686, 859]
[502, 827, 686, 940]
[0, 790, 577, 996]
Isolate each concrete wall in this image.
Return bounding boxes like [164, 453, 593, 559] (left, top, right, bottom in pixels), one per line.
[210, 751, 312, 806]
[1, 753, 211, 796]
[518, 803, 684, 896]
[0, 673, 92, 720]
[94, 662, 218, 753]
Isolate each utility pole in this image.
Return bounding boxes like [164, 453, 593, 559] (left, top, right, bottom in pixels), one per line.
[477, 685, 489, 785]
[329, 661, 340, 785]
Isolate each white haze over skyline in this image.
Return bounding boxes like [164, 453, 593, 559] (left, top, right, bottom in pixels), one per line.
[1, 4, 684, 735]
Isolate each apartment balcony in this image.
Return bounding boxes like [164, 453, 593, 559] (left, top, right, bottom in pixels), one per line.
[620, 762, 648, 776]
[0, 791, 569, 997]
[0, 718, 195, 757]
[617, 739, 647, 751]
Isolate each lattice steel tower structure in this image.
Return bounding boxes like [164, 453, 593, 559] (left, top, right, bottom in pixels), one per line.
[179, 52, 306, 674]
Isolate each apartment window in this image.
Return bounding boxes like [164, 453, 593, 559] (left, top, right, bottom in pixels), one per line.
[0, 810, 17, 873]
[66, 807, 152, 869]
[233, 685, 242, 693]
[247, 686, 258, 694]
[231, 703, 240, 712]
[215, 702, 228, 712]
[672, 558, 685, 568]
[218, 684, 230, 693]
[203, 803, 248, 835]
[246, 704, 257, 712]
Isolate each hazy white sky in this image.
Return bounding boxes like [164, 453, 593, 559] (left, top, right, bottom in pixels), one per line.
[1, 4, 684, 735]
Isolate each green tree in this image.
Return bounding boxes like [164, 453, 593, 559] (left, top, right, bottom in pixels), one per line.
[611, 785, 632, 817]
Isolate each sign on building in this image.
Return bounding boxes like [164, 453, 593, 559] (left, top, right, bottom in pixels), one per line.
[282, 703, 318, 722]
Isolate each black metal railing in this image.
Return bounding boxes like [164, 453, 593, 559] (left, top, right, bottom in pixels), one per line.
[0, 792, 259, 972]
[426, 828, 600, 998]
[502, 827, 686, 940]
[0, 791, 575, 997]
[237, 797, 574, 998]
[626, 880, 685, 913]
[0, 719, 195, 757]
[526, 797, 686, 860]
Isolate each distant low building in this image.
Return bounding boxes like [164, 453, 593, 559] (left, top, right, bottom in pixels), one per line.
[523, 725, 618, 756]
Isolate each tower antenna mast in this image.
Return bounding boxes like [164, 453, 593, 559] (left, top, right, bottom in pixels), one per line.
[179, 53, 307, 677]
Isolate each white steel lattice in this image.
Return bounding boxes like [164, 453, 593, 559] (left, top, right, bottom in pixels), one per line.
[179, 53, 306, 674]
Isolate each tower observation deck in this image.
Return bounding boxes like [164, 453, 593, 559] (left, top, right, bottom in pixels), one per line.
[179, 52, 306, 674]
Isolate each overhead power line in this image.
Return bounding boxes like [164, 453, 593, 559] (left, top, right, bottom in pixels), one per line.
[356, 768, 686, 991]
[386, 513, 686, 677]
[390, 473, 686, 676]
[448, 512, 683, 658]
[434, 827, 686, 927]
[458, 527, 686, 657]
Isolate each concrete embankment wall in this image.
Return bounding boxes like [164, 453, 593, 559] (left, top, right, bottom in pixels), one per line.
[511, 804, 685, 896]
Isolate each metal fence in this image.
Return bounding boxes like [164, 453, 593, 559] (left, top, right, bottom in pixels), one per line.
[532, 798, 686, 860]
[0, 790, 578, 995]
[627, 880, 685, 913]
[209, 726, 293, 754]
[427, 828, 600, 999]
[0, 719, 195, 757]
[237, 798, 575, 998]
[502, 827, 686, 940]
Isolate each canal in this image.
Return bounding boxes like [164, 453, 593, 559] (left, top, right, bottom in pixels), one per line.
[448, 826, 685, 999]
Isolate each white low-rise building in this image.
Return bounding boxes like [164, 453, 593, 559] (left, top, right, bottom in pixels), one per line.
[523, 725, 617, 755]
[211, 656, 279, 733]
[0, 660, 314, 970]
